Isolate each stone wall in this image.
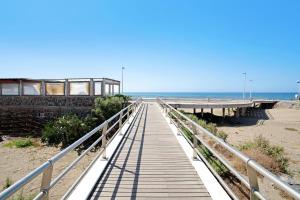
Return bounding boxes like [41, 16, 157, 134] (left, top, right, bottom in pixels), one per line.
[0, 96, 97, 136]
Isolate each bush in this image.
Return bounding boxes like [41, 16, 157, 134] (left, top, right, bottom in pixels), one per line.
[42, 115, 95, 148]
[239, 135, 290, 174]
[92, 95, 130, 122]
[42, 95, 130, 148]
[4, 139, 34, 148]
[199, 145, 230, 177]
[215, 130, 228, 141]
[186, 113, 228, 141]
[181, 127, 229, 177]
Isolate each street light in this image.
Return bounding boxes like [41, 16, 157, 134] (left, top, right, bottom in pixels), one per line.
[122, 67, 125, 93]
[249, 80, 253, 100]
[297, 80, 300, 100]
[242, 72, 247, 100]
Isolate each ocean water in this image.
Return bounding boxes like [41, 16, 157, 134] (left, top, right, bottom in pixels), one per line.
[125, 92, 298, 100]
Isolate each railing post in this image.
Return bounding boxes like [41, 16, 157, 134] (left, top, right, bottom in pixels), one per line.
[102, 121, 108, 159]
[119, 110, 123, 135]
[247, 160, 260, 200]
[40, 161, 53, 200]
[192, 125, 198, 160]
[127, 108, 130, 124]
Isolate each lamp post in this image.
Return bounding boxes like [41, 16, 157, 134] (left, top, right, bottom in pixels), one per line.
[122, 67, 125, 93]
[242, 72, 247, 100]
[249, 79, 253, 100]
[297, 80, 300, 100]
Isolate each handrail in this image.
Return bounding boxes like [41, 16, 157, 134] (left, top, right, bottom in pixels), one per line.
[157, 98, 300, 200]
[0, 98, 142, 200]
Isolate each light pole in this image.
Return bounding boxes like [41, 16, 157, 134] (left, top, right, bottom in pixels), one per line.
[242, 72, 247, 100]
[249, 80, 253, 100]
[122, 67, 125, 93]
[297, 80, 300, 100]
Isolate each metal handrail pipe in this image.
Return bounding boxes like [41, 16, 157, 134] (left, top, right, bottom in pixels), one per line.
[0, 99, 141, 200]
[0, 162, 51, 199]
[106, 119, 121, 134]
[50, 123, 106, 163]
[61, 147, 105, 200]
[248, 160, 300, 200]
[254, 191, 267, 200]
[122, 112, 129, 119]
[195, 135, 250, 188]
[163, 101, 250, 163]
[49, 136, 104, 190]
[50, 102, 135, 163]
[169, 110, 250, 188]
[194, 148, 240, 200]
[158, 99, 300, 200]
[62, 103, 143, 199]
[167, 108, 239, 200]
[33, 191, 44, 200]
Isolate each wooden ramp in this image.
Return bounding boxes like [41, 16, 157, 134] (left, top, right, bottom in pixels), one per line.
[89, 102, 212, 200]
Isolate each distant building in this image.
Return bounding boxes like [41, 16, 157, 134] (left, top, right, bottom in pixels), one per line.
[0, 78, 120, 96]
[0, 78, 121, 136]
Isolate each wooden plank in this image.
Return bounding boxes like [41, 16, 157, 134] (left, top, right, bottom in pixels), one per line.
[89, 103, 212, 200]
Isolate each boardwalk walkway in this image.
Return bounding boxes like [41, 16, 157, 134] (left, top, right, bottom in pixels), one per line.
[89, 102, 212, 200]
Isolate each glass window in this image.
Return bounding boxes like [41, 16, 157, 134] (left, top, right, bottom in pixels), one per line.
[23, 82, 41, 95]
[1, 83, 19, 95]
[114, 85, 120, 94]
[46, 82, 65, 95]
[105, 84, 110, 95]
[94, 82, 102, 95]
[69, 82, 89, 95]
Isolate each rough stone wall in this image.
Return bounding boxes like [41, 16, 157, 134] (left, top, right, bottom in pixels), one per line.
[0, 96, 97, 136]
[0, 96, 96, 107]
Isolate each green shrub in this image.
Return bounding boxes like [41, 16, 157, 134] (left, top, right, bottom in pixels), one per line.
[42, 115, 95, 148]
[92, 96, 129, 122]
[205, 123, 218, 133]
[181, 127, 229, 177]
[239, 135, 290, 174]
[185, 113, 228, 141]
[42, 95, 130, 148]
[4, 139, 34, 148]
[216, 130, 228, 141]
[198, 145, 230, 176]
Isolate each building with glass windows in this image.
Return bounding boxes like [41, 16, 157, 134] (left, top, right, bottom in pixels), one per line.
[0, 78, 120, 96]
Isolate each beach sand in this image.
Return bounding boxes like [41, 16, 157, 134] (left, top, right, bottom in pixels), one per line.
[0, 140, 97, 199]
[184, 105, 300, 181]
[218, 107, 300, 182]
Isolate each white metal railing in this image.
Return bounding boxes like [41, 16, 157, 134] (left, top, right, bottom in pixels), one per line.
[0, 98, 142, 200]
[157, 98, 300, 200]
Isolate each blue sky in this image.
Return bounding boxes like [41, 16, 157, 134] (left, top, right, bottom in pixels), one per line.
[0, 0, 299, 92]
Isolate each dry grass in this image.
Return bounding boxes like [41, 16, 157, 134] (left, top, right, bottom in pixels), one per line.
[238, 135, 290, 175]
[243, 149, 282, 174]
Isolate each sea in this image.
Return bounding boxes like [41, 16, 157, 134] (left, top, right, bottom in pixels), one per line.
[125, 92, 299, 100]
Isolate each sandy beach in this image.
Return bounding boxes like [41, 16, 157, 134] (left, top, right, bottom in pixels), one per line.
[218, 106, 300, 182]
[187, 101, 300, 183]
[0, 140, 97, 200]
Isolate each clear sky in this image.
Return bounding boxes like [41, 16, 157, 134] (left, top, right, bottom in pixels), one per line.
[0, 0, 299, 92]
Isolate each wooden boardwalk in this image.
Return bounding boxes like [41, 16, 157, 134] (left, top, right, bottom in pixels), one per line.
[89, 102, 212, 200]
